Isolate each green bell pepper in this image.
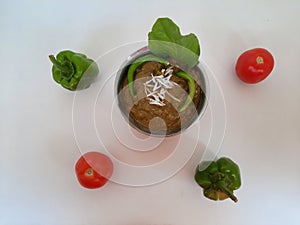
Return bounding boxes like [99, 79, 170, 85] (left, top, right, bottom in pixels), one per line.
[127, 54, 196, 112]
[49, 50, 99, 91]
[194, 157, 241, 202]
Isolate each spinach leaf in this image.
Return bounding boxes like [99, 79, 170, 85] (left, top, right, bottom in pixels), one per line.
[148, 17, 200, 68]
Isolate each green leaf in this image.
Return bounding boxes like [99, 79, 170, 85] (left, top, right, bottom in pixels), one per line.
[148, 17, 200, 68]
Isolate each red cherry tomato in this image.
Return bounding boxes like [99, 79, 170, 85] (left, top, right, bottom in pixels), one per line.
[75, 152, 113, 189]
[235, 48, 274, 84]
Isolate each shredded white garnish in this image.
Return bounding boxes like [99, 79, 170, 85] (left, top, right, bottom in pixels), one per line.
[144, 67, 180, 106]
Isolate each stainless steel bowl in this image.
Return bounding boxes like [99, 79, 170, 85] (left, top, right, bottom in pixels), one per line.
[115, 46, 210, 136]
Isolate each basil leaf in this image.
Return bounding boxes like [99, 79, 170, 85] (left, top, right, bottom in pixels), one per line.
[148, 17, 200, 68]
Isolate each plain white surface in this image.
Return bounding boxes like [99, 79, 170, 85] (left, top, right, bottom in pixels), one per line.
[1, 0, 300, 225]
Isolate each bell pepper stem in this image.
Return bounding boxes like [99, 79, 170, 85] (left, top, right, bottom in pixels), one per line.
[217, 181, 238, 203]
[49, 55, 70, 73]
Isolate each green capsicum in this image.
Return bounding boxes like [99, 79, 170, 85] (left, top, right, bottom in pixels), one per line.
[194, 157, 241, 202]
[49, 50, 99, 91]
[127, 54, 196, 112]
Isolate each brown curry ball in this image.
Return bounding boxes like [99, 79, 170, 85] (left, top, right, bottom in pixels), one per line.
[118, 60, 205, 135]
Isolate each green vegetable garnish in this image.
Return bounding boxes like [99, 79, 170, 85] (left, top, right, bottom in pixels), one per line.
[176, 71, 196, 112]
[127, 55, 196, 112]
[194, 157, 241, 202]
[127, 54, 169, 97]
[148, 17, 200, 68]
[49, 50, 99, 91]
[126, 17, 200, 112]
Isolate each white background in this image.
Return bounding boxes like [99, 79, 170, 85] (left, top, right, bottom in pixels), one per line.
[1, 0, 300, 225]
